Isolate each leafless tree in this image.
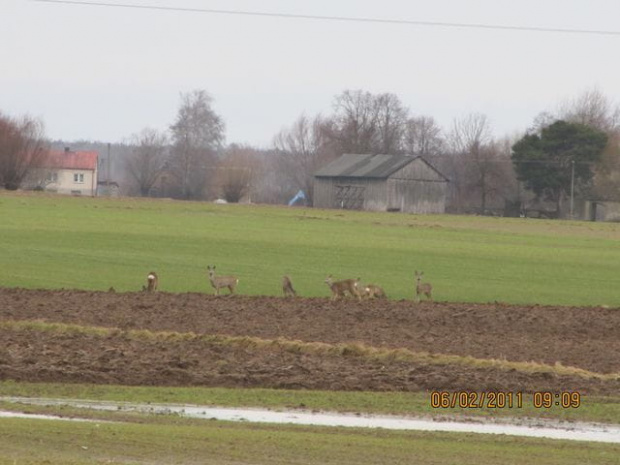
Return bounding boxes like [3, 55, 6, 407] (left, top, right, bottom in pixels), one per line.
[0, 113, 49, 190]
[327, 90, 380, 154]
[445, 113, 490, 212]
[169, 90, 225, 199]
[273, 113, 337, 205]
[216, 144, 260, 203]
[403, 115, 444, 158]
[124, 128, 168, 197]
[558, 88, 620, 133]
[446, 113, 517, 214]
[324, 90, 409, 154]
[467, 138, 517, 214]
[375, 93, 408, 154]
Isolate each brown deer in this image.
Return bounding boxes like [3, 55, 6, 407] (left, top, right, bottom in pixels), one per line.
[415, 271, 433, 302]
[146, 272, 158, 292]
[363, 283, 386, 299]
[207, 265, 238, 295]
[282, 275, 297, 297]
[325, 275, 362, 301]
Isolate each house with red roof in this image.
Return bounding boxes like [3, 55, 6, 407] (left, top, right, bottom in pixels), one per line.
[41, 148, 99, 196]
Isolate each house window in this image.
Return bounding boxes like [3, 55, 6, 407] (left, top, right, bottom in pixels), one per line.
[73, 173, 84, 183]
[46, 172, 58, 183]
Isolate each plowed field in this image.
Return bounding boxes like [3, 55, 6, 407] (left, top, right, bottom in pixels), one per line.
[1, 288, 618, 394]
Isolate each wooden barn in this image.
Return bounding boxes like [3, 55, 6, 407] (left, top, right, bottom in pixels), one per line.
[314, 153, 448, 214]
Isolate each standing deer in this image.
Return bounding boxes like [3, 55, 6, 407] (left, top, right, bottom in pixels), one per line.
[207, 265, 238, 295]
[415, 271, 433, 302]
[146, 271, 158, 292]
[282, 275, 297, 297]
[325, 275, 362, 301]
[363, 283, 386, 299]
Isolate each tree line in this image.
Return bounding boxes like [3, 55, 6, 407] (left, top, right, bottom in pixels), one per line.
[1, 88, 618, 217]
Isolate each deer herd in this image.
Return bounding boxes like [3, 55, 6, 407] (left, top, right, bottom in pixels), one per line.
[143, 267, 433, 302]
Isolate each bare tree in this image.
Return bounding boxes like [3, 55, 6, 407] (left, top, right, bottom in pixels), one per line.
[447, 113, 517, 214]
[0, 113, 49, 190]
[327, 90, 380, 154]
[217, 144, 260, 203]
[403, 115, 444, 158]
[375, 93, 408, 154]
[558, 88, 620, 133]
[169, 90, 225, 199]
[324, 90, 411, 154]
[467, 139, 517, 214]
[273, 113, 337, 205]
[124, 128, 168, 197]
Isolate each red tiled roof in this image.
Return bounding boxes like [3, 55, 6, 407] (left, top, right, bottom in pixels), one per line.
[46, 151, 98, 170]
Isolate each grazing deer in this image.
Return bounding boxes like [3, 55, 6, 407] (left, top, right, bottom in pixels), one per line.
[325, 275, 362, 301]
[146, 272, 158, 293]
[363, 284, 386, 300]
[415, 271, 433, 302]
[207, 265, 238, 295]
[282, 275, 297, 297]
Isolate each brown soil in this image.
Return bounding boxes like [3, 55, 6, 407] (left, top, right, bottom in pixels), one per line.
[0, 288, 618, 394]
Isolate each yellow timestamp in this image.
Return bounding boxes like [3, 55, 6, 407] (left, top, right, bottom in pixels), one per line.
[430, 391, 581, 409]
[532, 391, 581, 409]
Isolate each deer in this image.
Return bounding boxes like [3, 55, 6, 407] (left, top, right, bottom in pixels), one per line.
[146, 271, 158, 293]
[282, 275, 297, 297]
[207, 265, 238, 295]
[363, 283, 386, 300]
[325, 275, 362, 301]
[415, 271, 433, 302]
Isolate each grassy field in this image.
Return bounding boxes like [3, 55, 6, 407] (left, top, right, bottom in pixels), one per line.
[1, 191, 619, 305]
[2, 381, 619, 424]
[1, 191, 619, 464]
[2, 415, 619, 465]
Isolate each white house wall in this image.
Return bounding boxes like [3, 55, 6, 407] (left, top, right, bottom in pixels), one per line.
[46, 168, 98, 196]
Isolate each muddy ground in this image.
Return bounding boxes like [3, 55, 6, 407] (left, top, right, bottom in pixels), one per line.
[0, 288, 618, 394]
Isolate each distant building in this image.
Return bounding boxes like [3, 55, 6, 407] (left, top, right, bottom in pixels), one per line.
[583, 200, 620, 222]
[40, 148, 99, 196]
[314, 153, 448, 214]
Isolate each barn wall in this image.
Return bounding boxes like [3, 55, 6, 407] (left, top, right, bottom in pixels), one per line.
[387, 159, 447, 214]
[314, 177, 387, 211]
[391, 158, 445, 182]
[387, 178, 447, 213]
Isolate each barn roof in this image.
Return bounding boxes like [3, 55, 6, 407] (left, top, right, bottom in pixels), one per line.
[315, 153, 447, 180]
[46, 150, 98, 171]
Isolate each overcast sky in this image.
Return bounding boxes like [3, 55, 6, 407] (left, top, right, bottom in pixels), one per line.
[2, 0, 619, 147]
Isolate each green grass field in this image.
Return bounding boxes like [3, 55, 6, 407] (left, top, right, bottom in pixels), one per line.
[2, 415, 618, 465]
[1, 192, 619, 305]
[1, 192, 619, 463]
[2, 381, 619, 424]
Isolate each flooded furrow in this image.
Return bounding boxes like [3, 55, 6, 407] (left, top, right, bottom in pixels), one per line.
[2, 397, 619, 444]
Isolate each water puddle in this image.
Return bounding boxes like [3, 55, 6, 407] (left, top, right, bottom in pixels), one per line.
[1, 397, 619, 444]
[0, 410, 98, 422]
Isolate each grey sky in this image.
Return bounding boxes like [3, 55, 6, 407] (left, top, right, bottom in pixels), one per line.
[2, 0, 619, 147]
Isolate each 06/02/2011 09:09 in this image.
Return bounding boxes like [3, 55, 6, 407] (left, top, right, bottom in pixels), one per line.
[430, 391, 581, 409]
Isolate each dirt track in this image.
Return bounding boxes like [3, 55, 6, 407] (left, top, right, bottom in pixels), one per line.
[0, 288, 618, 393]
